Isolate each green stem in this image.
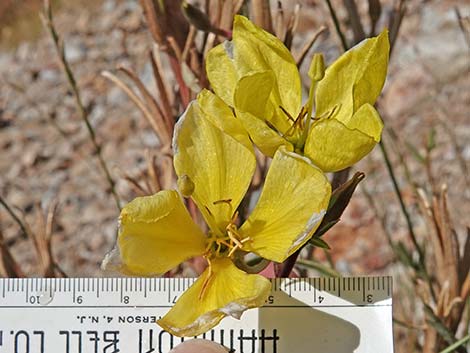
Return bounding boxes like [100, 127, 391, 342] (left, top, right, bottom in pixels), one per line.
[42, 1, 121, 211]
[279, 248, 301, 277]
[439, 334, 470, 353]
[379, 140, 436, 300]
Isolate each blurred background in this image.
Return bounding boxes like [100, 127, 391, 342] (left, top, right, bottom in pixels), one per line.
[0, 0, 468, 352]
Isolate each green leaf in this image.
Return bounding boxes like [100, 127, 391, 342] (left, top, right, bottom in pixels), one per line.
[309, 237, 331, 250]
[427, 127, 437, 152]
[405, 141, 425, 164]
[312, 219, 338, 238]
[424, 303, 460, 345]
[296, 259, 340, 277]
[438, 334, 470, 353]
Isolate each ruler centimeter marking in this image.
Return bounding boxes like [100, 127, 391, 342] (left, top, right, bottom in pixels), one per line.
[0, 277, 393, 293]
[0, 276, 392, 308]
[0, 277, 393, 353]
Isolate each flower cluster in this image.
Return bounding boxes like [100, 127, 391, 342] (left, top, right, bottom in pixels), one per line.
[110, 16, 389, 337]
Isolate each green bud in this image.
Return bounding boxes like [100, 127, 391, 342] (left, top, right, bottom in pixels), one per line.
[181, 1, 213, 32]
[308, 53, 325, 82]
[177, 175, 195, 198]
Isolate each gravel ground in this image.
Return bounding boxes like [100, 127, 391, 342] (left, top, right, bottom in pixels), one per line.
[0, 0, 468, 286]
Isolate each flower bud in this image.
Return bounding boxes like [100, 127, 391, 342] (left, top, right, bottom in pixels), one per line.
[177, 175, 195, 198]
[308, 53, 325, 82]
[181, 1, 213, 33]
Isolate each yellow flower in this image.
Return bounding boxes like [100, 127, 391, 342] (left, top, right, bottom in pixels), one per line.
[116, 95, 331, 336]
[206, 15, 389, 172]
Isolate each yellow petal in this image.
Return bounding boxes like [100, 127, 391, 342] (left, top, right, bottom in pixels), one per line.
[206, 42, 237, 106]
[234, 71, 274, 118]
[234, 71, 294, 138]
[340, 103, 383, 142]
[304, 104, 383, 172]
[118, 190, 206, 276]
[236, 109, 293, 157]
[173, 101, 256, 233]
[196, 89, 252, 150]
[158, 257, 271, 337]
[316, 30, 389, 123]
[241, 148, 331, 262]
[232, 15, 301, 120]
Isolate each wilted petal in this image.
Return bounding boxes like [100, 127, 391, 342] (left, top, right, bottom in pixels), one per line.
[118, 190, 206, 276]
[158, 258, 271, 337]
[241, 148, 331, 262]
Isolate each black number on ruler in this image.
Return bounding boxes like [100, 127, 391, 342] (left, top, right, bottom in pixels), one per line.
[122, 295, 130, 304]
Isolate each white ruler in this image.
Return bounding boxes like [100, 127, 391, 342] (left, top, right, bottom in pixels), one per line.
[0, 277, 393, 353]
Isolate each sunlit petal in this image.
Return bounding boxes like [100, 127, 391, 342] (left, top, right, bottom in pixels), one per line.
[197, 89, 252, 150]
[206, 41, 237, 106]
[316, 30, 389, 123]
[158, 258, 271, 337]
[234, 71, 274, 118]
[118, 190, 206, 276]
[232, 15, 301, 120]
[173, 101, 256, 233]
[241, 148, 331, 262]
[236, 109, 293, 157]
[304, 104, 383, 172]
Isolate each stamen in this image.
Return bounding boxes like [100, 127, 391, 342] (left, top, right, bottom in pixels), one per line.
[227, 227, 243, 248]
[228, 245, 239, 257]
[240, 236, 251, 244]
[204, 206, 213, 216]
[279, 105, 295, 122]
[216, 239, 232, 248]
[326, 104, 340, 119]
[310, 104, 340, 122]
[265, 119, 278, 131]
[230, 211, 239, 225]
[213, 199, 233, 205]
[199, 258, 213, 300]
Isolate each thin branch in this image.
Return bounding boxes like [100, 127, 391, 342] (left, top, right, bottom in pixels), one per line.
[324, 0, 348, 51]
[41, 0, 121, 211]
[0, 196, 29, 240]
[295, 26, 327, 67]
[379, 140, 436, 301]
[150, 48, 175, 130]
[279, 248, 301, 277]
[454, 7, 470, 50]
[343, 0, 365, 43]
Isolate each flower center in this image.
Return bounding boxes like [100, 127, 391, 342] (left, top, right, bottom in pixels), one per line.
[199, 207, 251, 300]
[204, 211, 251, 259]
[278, 103, 341, 152]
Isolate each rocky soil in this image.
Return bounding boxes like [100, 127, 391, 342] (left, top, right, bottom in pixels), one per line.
[0, 0, 468, 282]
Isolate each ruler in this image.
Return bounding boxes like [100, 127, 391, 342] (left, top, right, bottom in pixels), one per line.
[0, 277, 393, 353]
